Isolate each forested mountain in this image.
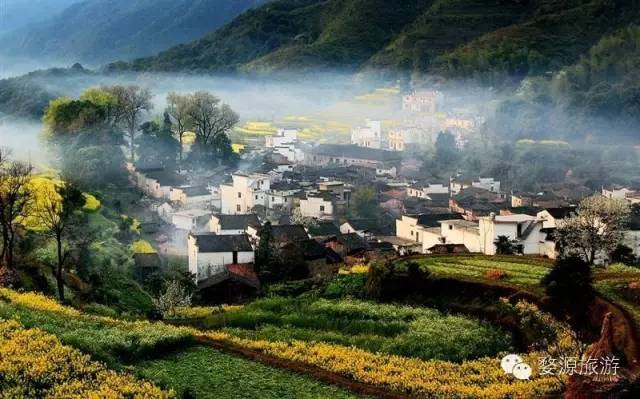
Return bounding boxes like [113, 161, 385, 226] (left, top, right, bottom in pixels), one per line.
[0, 0, 271, 64]
[115, 0, 640, 84]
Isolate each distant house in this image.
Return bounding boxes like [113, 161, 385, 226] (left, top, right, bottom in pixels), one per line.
[307, 220, 341, 239]
[197, 263, 260, 304]
[170, 186, 213, 208]
[351, 120, 383, 149]
[340, 219, 380, 240]
[247, 224, 309, 246]
[209, 214, 261, 235]
[172, 209, 211, 232]
[299, 191, 336, 220]
[133, 253, 161, 280]
[602, 186, 640, 205]
[308, 144, 401, 171]
[537, 207, 575, 229]
[402, 90, 439, 113]
[266, 128, 298, 148]
[407, 183, 449, 199]
[188, 234, 255, 282]
[395, 212, 544, 256]
[220, 173, 271, 215]
[137, 169, 188, 199]
[325, 233, 368, 257]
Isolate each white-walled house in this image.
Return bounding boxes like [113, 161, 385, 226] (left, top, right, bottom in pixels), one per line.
[209, 214, 261, 235]
[407, 183, 449, 199]
[478, 214, 542, 255]
[188, 234, 255, 282]
[172, 209, 211, 232]
[266, 128, 298, 148]
[351, 120, 383, 149]
[220, 173, 271, 214]
[536, 207, 575, 229]
[472, 178, 501, 193]
[299, 192, 335, 220]
[402, 90, 439, 113]
[169, 186, 213, 209]
[602, 186, 640, 205]
[395, 213, 545, 255]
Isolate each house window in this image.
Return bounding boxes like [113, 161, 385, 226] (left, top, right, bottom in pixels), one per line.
[449, 225, 453, 230]
[517, 223, 523, 237]
[272, 197, 275, 202]
[238, 192, 242, 198]
[320, 205, 325, 212]
[255, 195, 259, 200]
[236, 204, 241, 212]
[411, 231, 414, 236]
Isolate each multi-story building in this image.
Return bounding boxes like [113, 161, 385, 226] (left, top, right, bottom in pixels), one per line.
[351, 120, 383, 149]
[220, 173, 271, 214]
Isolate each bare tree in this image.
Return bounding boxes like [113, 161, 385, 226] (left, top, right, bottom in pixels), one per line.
[0, 148, 33, 283]
[186, 91, 238, 147]
[35, 183, 84, 301]
[166, 92, 192, 165]
[105, 85, 153, 162]
[557, 195, 631, 264]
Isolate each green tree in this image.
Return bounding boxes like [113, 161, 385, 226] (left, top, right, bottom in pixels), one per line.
[35, 182, 85, 301]
[556, 195, 631, 264]
[434, 131, 458, 167]
[541, 256, 595, 328]
[166, 92, 193, 166]
[349, 186, 379, 220]
[0, 149, 33, 284]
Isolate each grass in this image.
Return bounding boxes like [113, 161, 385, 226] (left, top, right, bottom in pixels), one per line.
[398, 255, 551, 291]
[133, 346, 361, 399]
[181, 297, 513, 362]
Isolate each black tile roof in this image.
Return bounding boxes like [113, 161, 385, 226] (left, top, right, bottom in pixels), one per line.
[269, 225, 309, 242]
[307, 221, 340, 237]
[415, 213, 463, 227]
[214, 214, 260, 230]
[193, 234, 253, 253]
[182, 186, 211, 196]
[545, 207, 576, 219]
[312, 144, 401, 162]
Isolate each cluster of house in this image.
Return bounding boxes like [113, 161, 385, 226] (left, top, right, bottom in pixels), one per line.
[126, 90, 640, 299]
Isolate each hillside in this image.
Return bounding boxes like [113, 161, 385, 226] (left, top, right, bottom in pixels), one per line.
[0, 0, 78, 36]
[0, 0, 271, 64]
[114, 0, 640, 82]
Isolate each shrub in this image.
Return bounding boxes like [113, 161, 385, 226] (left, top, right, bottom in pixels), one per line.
[324, 274, 366, 298]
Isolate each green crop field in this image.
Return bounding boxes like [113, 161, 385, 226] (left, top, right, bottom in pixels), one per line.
[134, 346, 361, 399]
[397, 255, 552, 290]
[186, 296, 513, 362]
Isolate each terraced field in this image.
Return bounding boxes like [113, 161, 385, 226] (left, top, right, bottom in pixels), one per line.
[397, 255, 552, 291]
[185, 297, 514, 362]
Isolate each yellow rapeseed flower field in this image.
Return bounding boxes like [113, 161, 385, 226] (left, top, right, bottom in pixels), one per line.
[0, 319, 173, 398]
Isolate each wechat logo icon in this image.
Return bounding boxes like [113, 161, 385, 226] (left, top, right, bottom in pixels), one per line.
[501, 354, 532, 380]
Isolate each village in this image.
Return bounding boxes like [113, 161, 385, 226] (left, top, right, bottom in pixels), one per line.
[124, 89, 640, 301]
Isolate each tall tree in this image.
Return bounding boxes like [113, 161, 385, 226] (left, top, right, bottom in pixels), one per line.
[434, 130, 459, 167]
[166, 92, 192, 165]
[185, 91, 239, 165]
[556, 195, 631, 264]
[105, 85, 153, 163]
[0, 148, 33, 283]
[35, 182, 85, 301]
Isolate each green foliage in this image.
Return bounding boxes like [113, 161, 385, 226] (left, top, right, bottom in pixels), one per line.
[192, 296, 513, 362]
[134, 346, 360, 399]
[324, 273, 366, 298]
[348, 186, 379, 220]
[541, 256, 595, 327]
